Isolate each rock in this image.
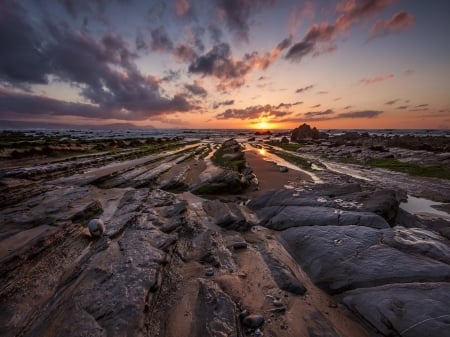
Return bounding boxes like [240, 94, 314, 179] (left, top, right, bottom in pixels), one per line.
[281, 225, 450, 294]
[278, 165, 288, 172]
[261, 250, 306, 295]
[242, 314, 264, 328]
[191, 170, 247, 195]
[87, 218, 105, 238]
[273, 299, 283, 307]
[263, 206, 389, 230]
[190, 280, 240, 336]
[205, 267, 214, 276]
[291, 123, 326, 141]
[231, 242, 248, 250]
[341, 283, 450, 337]
[202, 200, 256, 231]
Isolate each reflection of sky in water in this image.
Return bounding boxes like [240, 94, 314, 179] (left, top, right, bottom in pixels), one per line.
[401, 196, 450, 220]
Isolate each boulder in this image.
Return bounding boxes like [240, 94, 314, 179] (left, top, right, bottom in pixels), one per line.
[280, 225, 450, 294]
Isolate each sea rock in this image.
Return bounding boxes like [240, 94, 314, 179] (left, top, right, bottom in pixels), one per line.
[280, 225, 450, 294]
[191, 170, 247, 195]
[341, 283, 450, 337]
[190, 280, 240, 336]
[261, 251, 306, 295]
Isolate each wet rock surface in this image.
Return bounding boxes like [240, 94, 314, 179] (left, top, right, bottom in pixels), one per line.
[1, 136, 449, 337]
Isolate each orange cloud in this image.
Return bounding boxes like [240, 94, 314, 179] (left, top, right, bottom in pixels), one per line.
[371, 11, 415, 38]
[360, 73, 394, 85]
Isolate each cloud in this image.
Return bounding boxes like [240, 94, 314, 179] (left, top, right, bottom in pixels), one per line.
[0, 1, 52, 87]
[337, 110, 383, 118]
[184, 81, 208, 97]
[214, 0, 275, 41]
[213, 100, 235, 109]
[415, 104, 429, 108]
[310, 104, 321, 108]
[344, 105, 352, 110]
[295, 85, 314, 93]
[288, 1, 315, 36]
[188, 38, 290, 90]
[360, 73, 394, 85]
[0, 2, 195, 120]
[317, 91, 328, 95]
[286, 0, 396, 61]
[396, 105, 408, 110]
[385, 99, 400, 105]
[175, 0, 191, 17]
[304, 109, 334, 117]
[150, 26, 174, 52]
[216, 102, 299, 120]
[371, 11, 415, 39]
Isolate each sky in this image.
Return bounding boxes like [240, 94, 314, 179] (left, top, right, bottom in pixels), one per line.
[0, 0, 449, 129]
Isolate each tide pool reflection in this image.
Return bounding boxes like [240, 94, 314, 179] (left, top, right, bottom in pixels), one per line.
[259, 148, 265, 156]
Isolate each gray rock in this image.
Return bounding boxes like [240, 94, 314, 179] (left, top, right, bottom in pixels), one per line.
[281, 225, 450, 294]
[261, 250, 306, 295]
[341, 283, 450, 337]
[242, 314, 264, 328]
[263, 206, 389, 230]
[87, 218, 105, 238]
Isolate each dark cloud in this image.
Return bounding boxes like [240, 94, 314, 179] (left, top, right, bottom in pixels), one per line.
[135, 29, 148, 51]
[0, 2, 194, 120]
[276, 102, 302, 109]
[286, 0, 396, 61]
[371, 11, 415, 39]
[184, 82, 208, 97]
[213, 100, 235, 109]
[385, 99, 400, 105]
[0, 1, 51, 87]
[214, 0, 275, 41]
[304, 109, 334, 117]
[208, 23, 223, 44]
[344, 105, 352, 110]
[415, 104, 429, 108]
[396, 105, 408, 110]
[216, 103, 297, 120]
[280, 109, 383, 123]
[277, 36, 293, 51]
[337, 110, 383, 119]
[174, 44, 198, 62]
[161, 70, 181, 82]
[360, 73, 394, 85]
[310, 104, 321, 108]
[188, 39, 287, 90]
[295, 85, 314, 93]
[150, 26, 174, 52]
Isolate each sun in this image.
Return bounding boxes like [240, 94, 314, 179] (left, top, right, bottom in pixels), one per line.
[256, 120, 270, 129]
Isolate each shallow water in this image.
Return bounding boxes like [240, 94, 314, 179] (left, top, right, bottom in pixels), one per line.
[400, 195, 450, 220]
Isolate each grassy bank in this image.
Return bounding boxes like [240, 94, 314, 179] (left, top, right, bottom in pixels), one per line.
[366, 158, 450, 180]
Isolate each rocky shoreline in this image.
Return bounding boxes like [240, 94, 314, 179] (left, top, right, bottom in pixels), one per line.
[1, 132, 449, 337]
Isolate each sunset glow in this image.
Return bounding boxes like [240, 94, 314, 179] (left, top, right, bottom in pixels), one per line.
[0, 1, 449, 129]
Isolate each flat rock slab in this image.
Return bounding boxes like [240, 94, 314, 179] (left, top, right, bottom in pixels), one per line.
[280, 225, 450, 294]
[341, 283, 450, 337]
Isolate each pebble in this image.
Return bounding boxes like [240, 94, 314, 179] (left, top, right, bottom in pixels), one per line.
[239, 310, 250, 320]
[205, 267, 214, 276]
[273, 299, 283, 307]
[232, 242, 248, 250]
[88, 218, 105, 238]
[243, 314, 265, 328]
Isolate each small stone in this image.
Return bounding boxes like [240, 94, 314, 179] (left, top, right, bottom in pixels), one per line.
[239, 309, 250, 320]
[232, 242, 248, 250]
[88, 218, 105, 238]
[269, 307, 286, 314]
[273, 299, 283, 307]
[243, 314, 264, 328]
[205, 267, 214, 277]
[255, 328, 263, 336]
[278, 165, 288, 173]
[329, 303, 338, 308]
